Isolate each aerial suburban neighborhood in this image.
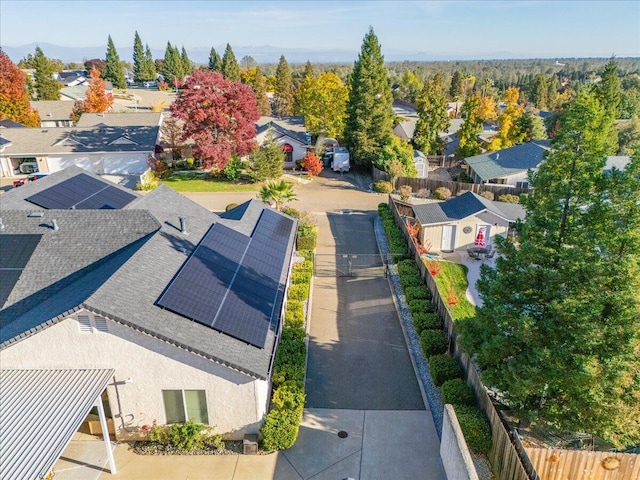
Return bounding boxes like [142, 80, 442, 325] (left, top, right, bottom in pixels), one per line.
[0, 1, 639, 479]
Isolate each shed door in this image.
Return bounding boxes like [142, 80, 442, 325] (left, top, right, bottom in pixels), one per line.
[441, 225, 456, 252]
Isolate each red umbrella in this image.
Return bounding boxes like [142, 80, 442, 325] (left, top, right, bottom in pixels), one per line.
[475, 227, 486, 247]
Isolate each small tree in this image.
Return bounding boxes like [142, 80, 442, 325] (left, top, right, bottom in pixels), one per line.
[0, 50, 40, 127]
[301, 151, 323, 176]
[258, 180, 297, 211]
[160, 116, 184, 161]
[72, 66, 113, 121]
[249, 129, 285, 182]
[33, 46, 60, 100]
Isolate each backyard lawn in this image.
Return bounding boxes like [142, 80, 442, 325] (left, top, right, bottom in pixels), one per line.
[161, 172, 260, 193]
[427, 260, 477, 320]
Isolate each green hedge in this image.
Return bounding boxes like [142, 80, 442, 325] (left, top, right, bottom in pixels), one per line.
[285, 301, 304, 328]
[272, 326, 306, 388]
[400, 274, 424, 289]
[441, 379, 476, 407]
[420, 329, 449, 357]
[453, 405, 492, 454]
[297, 250, 314, 262]
[261, 404, 303, 451]
[408, 299, 434, 315]
[404, 286, 430, 302]
[374, 180, 393, 193]
[288, 283, 309, 302]
[296, 235, 317, 251]
[293, 260, 313, 274]
[413, 312, 441, 333]
[428, 354, 463, 386]
[291, 269, 312, 285]
[397, 259, 419, 276]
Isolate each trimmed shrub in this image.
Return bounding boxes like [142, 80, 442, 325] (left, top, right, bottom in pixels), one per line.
[413, 312, 441, 333]
[408, 299, 434, 314]
[149, 420, 214, 452]
[374, 180, 393, 193]
[288, 283, 309, 302]
[261, 408, 302, 451]
[296, 235, 317, 251]
[428, 354, 463, 386]
[285, 301, 304, 327]
[272, 326, 306, 387]
[281, 206, 301, 218]
[453, 405, 492, 454]
[225, 203, 238, 211]
[291, 269, 312, 285]
[441, 379, 476, 407]
[434, 187, 452, 200]
[404, 286, 430, 302]
[293, 261, 313, 274]
[400, 274, 424, 289]
[420, 329, 449, 356]
[397, 259, 419, 276]
[498, 193, 520, 203]
[297, 250, 314, 263]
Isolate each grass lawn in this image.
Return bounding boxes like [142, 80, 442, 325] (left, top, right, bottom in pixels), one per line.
[161, 172, 260, 193]
[427, 260, 477, 320]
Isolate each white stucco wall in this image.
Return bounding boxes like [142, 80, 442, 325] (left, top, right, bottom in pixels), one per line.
[0, 311, 270, 440]
[255, 132, 307, 167]
[420, 210, 510, 253]
[46, 152, 148, 175]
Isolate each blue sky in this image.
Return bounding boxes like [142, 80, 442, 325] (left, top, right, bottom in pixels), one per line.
[1, 0, 639, 59]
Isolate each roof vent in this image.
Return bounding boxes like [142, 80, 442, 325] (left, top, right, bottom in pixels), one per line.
[28, 211, 44, 218]
[52, 219, 59, 231]
[496, 153, 499, 160]
[47, 113, 52, 117]
[179, 217, 188, 235]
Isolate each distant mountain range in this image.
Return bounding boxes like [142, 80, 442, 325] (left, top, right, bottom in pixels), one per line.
[2, 42, 537, 65]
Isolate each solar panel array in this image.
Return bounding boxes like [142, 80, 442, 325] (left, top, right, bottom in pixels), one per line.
[0, 234, 42, 307]
[26, 174, 136, 210]
[157, 209, 294, 348]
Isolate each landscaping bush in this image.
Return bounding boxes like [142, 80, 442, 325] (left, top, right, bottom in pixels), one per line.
[225, 203, 238, 211]
[420, 329, 449, 356]
[374, 180, 393, 193]
[293, 260, 313, 275]
[400, 274, 424, 289]
[413, 312, 441, 333]
[408, 299, 434, 314]
[297, 250, 314, 263]
[261, 407, 302, 451]
[480, 191, 495, 201]
[296, 235, 317, 251]
[441, 379, 476, 407]
[285, 301, 304, 327]
[434, 187, 452, 200]
[453, 405, 492, 454]
[397, 259, 419, 277]
[428, 354, 463, 386]
[288, 283, 309, 302]
[291, 268, 312, 285]
[272, 326, 306, 387]
[148, 420, 220, 452]
[498, 193, 520, 203]
[404, 286, 430, 302]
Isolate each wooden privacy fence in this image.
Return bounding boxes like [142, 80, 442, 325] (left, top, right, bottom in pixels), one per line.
[373, 166, 530, 198]
[525, 447, 639, 480]
[388, 196, 534, 480]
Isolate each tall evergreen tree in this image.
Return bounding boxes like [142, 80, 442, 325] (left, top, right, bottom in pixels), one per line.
[272, 55, 294, 117]
[162, 42, 184, 87]
[450, 70, 464, 100]
[180, 46, 193, 76]
[413, 74, 450, 155]
[455, 94, 483, 157]
[208, 47, 221, 71]
[104, 35, 127, 89]
[302, 60, 314, 81]
[32, 46, 60, 100]
[133, 31, 145, 82]
[251, 67, 271, 116]
[344, 27, 394, 166]
[459, 89, 640, 448]
[597, 56, 621, 154]
[143, 44, 157, 81]
[250, 129, 286, 181]
[221, 43, 240, 81]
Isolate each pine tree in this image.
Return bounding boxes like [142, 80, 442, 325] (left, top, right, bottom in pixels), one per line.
[597, 56, 621, 154]
[413, 74, 450, 155]
[250, 128, 285, 181]
[133, 31, 145, 82]
[180, 46, 192, 76]
[162, 42, 183, 87]
[0, 49, 40, 127]
[221, 44, 240, 81]
[143, 44, 157, 82]
[302, 61, 314, 81]
[32, 46, 60, 100]
[344, 27, 395, 166]
[272, 55, 294, 117]
[450, 70, 464, 100]
[251, 67, 271, 116]
[455, 94, 483, 157]
[104, 35, 127, 89]
[208, 47, 221, 71]
[459, 89, 640, 448]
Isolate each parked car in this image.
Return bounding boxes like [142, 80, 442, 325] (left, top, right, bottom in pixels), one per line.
[143, 81, 157, 89]
[18, 162, 38, 174]
[13, 173, 49, 187]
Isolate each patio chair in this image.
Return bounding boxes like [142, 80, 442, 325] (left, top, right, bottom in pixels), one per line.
[484, 249, 495, 259]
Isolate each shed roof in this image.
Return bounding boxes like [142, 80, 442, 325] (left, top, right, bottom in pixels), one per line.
[30, 100, 75, 121]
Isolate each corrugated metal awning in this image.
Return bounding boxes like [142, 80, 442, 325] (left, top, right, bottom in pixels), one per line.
[0, 368, 115, 480]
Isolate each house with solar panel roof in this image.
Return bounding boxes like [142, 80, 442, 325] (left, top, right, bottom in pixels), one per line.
[0, 166, 298, 443]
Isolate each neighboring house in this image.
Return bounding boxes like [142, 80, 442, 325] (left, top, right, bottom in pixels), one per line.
[255, 116, 310, 168]
[0, 126, 160, 176]
[0, 167, 298, 447]
[439, 118, 463, 157]
[0, 119, 26, 128]
[392, 100, 418, 142]
[60, 82, 113, 102]
[411, 191, 525, 253]
[30, 100, 75, 127]
[76, 112, 163, 128]
[56, 70, 88, 87]
[464, 140, 551, 187]
[604, 155, 631, 174]
[413, 150, 428, 178]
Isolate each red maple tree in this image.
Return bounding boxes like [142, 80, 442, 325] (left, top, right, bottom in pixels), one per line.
[302, 151, 323, 176]
[170, 70, 260, 170]
[0, 49, 40, 127]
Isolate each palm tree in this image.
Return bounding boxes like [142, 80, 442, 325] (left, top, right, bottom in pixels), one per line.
[258, 180, 297, 211]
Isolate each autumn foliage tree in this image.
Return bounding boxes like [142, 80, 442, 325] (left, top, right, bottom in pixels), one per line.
[0, 49, 40, 127]
[72, 66, 113, 121]
[301, 151, 323, 176]
[170, 70, 260, 170]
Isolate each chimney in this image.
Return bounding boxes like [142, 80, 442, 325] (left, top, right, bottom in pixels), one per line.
[52, 219, 59, 231]
[179, 217, 187, 235]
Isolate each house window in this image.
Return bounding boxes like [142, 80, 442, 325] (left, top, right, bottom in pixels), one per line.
[162, 390, 209, 424]
[77, 314, 108, 333]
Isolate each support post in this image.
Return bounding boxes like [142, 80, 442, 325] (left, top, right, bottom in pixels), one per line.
[97, 395, 117, 474]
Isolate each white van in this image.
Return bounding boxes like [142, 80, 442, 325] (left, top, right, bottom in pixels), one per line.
[19, 162, 38, 174]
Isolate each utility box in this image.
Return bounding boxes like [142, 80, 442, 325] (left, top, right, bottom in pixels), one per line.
[243, 434, 259, 455]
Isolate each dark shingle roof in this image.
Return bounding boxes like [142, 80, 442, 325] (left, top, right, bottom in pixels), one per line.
[255, 116, 308, 145]
[0, 170, 297, 379]
[412, 191, 525, 225]
[464, 141, 550, 181]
